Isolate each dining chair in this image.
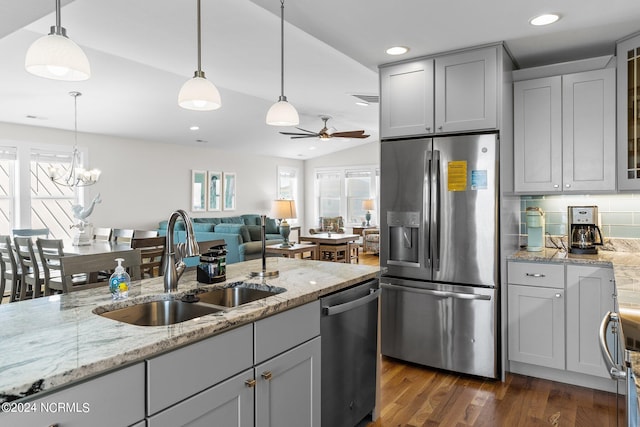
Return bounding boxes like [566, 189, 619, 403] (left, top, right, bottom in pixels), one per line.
[112, 229, 134, 245]
[13, 236, 44, 299]
[0, 235, 21, 303]
[12, 228, 50, 238]
[36, 238, 89, 294]
[59, 249, 142, 293]
[93, 227, 113, 241]
[131, 236, 165, 278]
[133, 230, 159, 239]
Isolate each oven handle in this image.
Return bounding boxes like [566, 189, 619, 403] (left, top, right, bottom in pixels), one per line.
[381, 282, 491, 300]
[322, 288, 381, 316]
[598, 311, 626, 380]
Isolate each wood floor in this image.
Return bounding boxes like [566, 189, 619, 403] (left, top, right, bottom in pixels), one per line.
[356, 252, 622, 427]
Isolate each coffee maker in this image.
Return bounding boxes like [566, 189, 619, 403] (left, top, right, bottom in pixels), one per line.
[568, 206, 603, 254]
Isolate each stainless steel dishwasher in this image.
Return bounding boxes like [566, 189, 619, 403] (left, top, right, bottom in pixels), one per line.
[320, 278, 380, 427]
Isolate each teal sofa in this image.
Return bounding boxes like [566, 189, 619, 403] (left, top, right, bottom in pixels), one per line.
[157, 214, 283, 265]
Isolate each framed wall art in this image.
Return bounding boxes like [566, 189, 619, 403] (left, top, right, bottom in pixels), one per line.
[223, 172, 236, 211]
[191, 170, 207, 212]
[208, 171, 222, 211]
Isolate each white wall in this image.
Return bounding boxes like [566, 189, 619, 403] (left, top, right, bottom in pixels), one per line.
[302, 140, 380, 231]
[1, 122, 304, 231]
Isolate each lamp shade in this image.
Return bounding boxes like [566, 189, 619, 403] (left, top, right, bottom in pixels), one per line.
[25, 34, 90, 81]
[178, 75, 222, 111]
[271, 199, 297, 219]
[362, 199, 374, 210]
[266, 99, 299, 126]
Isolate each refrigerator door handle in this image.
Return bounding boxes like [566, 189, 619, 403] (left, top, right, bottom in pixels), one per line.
[425, 149, 432, 268]
[381, 282, 491, 300]
[431, 150, 441, 271]
[598, 311, 626, 380]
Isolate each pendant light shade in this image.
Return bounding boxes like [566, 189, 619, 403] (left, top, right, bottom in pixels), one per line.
[179, 0, 221, 111]
[25, 0, 90, 81]
[266, 0, 298, 126]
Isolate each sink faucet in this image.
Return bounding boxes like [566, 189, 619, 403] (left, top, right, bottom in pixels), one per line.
[163, 209, 200, 293]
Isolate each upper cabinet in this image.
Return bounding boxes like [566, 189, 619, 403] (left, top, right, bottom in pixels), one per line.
[617, 33, 640, 190]
[380, 46, 498, 139]
[514, 68, 616, 193]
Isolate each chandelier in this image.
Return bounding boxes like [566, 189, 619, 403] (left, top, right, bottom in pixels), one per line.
[48, 91, 101, 187]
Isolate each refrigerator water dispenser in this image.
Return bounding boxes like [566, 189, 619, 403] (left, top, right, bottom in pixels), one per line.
[387, 211, 420, 266]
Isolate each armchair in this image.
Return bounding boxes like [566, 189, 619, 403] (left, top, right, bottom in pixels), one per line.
[363, 228, 380, 254]
[309, 216, 345, 234]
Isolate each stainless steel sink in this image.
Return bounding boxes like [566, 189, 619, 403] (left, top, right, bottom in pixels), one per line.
[98, 299, 223, 326]
[196, 287, 280, 308]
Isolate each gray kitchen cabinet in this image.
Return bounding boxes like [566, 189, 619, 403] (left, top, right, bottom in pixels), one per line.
[147, 368, 254, 427]
[507, 262, 565, 370]
[0, 362, 145, 427]
[566, 264, 615, 378]
[255, 337, 321, 427]
[514, 68, 616, 193]
[617, 32, 640, 190]
[380, 46, 497, 139]
[379, 59, 434, 138]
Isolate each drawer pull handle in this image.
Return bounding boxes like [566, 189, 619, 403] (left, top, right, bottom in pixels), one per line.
[245, 379, 256, 388]
[525, 273, 546, 278]
[262, 371, 273, 380]
[555, 293, 562, 298]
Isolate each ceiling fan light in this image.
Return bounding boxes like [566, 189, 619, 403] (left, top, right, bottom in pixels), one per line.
[266, 99, 299, 126]
[25, 33, 90, 81]
[178, 76, 221, 111]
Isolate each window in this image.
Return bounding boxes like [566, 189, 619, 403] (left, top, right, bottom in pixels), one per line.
[314, 165, 379, 227]
[0, 147, 16, 235]
[277, 166, 299, 223]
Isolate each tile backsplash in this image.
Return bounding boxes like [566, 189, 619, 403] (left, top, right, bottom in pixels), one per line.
[520, 194, 640, 239]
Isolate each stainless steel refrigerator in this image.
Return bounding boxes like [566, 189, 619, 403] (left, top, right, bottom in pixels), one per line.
[380, 133, 499, 379]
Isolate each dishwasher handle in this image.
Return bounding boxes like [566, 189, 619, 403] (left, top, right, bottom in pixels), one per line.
[381, 282, 491, 300]
[598, 311, 626, 380]
[322, 288, 381, 316]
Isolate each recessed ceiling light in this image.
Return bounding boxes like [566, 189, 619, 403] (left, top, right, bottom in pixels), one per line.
[190, 125, 199, 131]
[386, 46, 409, 55]
[355, 101, 369, 107]
[529, 13, 560, 26]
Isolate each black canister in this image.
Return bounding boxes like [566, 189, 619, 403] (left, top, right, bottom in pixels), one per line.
[197, 243, 227, 284]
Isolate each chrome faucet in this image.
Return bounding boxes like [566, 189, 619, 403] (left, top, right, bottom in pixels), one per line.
[163, 209, 200, 293]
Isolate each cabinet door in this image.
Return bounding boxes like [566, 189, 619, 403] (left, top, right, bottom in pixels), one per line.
[508, 284, 565, 369]
[566, 265, 615, 378]
[147, 368, 254, 427]
[434, 47, 497, 133]
[255, 337, 321, 427]
[617, 34, 640, 190]
[513, 77, 563, 192]
[562, 68, 616, 192]
[0, 363, 145, 427]
[379, 59, 434, 138]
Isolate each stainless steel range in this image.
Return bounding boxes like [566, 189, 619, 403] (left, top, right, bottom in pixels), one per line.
[380, 133, 499, 379]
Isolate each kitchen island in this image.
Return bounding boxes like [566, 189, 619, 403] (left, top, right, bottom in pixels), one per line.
[0, 257, 378, 416]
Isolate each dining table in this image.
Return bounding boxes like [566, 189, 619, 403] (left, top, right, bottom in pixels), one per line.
[61, 240, 134, 256]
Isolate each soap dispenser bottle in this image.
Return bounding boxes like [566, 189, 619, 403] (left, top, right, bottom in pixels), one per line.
[109, 258, 130, 300]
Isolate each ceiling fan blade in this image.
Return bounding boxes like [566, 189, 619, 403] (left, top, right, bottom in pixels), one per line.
[291, 135, 318, 139]
[280, 131, 319, 136]
[295, 127, 319, 134]
[331, 130, 368, 138]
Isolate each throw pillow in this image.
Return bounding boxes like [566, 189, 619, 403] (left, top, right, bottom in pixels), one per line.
[265, 218, 278, 234]
[221, 216, 244, 224]
[246, 225, 262, 241]
[214, 223, 251, 243]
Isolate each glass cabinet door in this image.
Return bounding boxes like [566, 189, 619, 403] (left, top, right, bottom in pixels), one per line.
[618, 34, 640, 189]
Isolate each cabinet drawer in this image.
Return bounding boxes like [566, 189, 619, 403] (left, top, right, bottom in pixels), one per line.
[254, 301, 320, 364]
[508, 261, 564, 288]
[146, 323, 253, 416]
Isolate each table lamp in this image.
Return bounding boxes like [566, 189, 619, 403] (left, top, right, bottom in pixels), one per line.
[271, 199, 297, 247]
[362, 199, 374, 226]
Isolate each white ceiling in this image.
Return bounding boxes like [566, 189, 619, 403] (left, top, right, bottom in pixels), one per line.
[1, 0, 640, 159]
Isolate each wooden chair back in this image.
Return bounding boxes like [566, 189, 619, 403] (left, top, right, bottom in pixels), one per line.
[112, 229, 134, 245]
[133, 230, 158, 239]
[131, 236, 165, 278]
[35, 238, 65, 294]
[13, 236, 43, 299]
[0, 235, 20, 302]
[12, 228, 50, 238]
[93, 227, 113, 241]
[59, 249, 142, 293]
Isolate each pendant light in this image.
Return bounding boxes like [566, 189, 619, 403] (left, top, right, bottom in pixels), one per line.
[266, 0, 299, 126]
[25, 0, 90, 81]
[48, 92, 101, 187]
[178, 0, 221, 111]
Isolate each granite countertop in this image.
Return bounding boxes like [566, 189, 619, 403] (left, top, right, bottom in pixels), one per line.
[0, 257, 379, 403]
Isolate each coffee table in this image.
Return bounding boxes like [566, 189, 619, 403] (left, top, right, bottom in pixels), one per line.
[265, 243, 318, 260]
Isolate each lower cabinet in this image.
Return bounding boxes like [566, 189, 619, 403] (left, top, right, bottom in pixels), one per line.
[0, 362, 146, 427]
[507, 260, 615, 389]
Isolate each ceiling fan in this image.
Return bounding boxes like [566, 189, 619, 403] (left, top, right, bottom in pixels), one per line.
[279, 115, 370, 140]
